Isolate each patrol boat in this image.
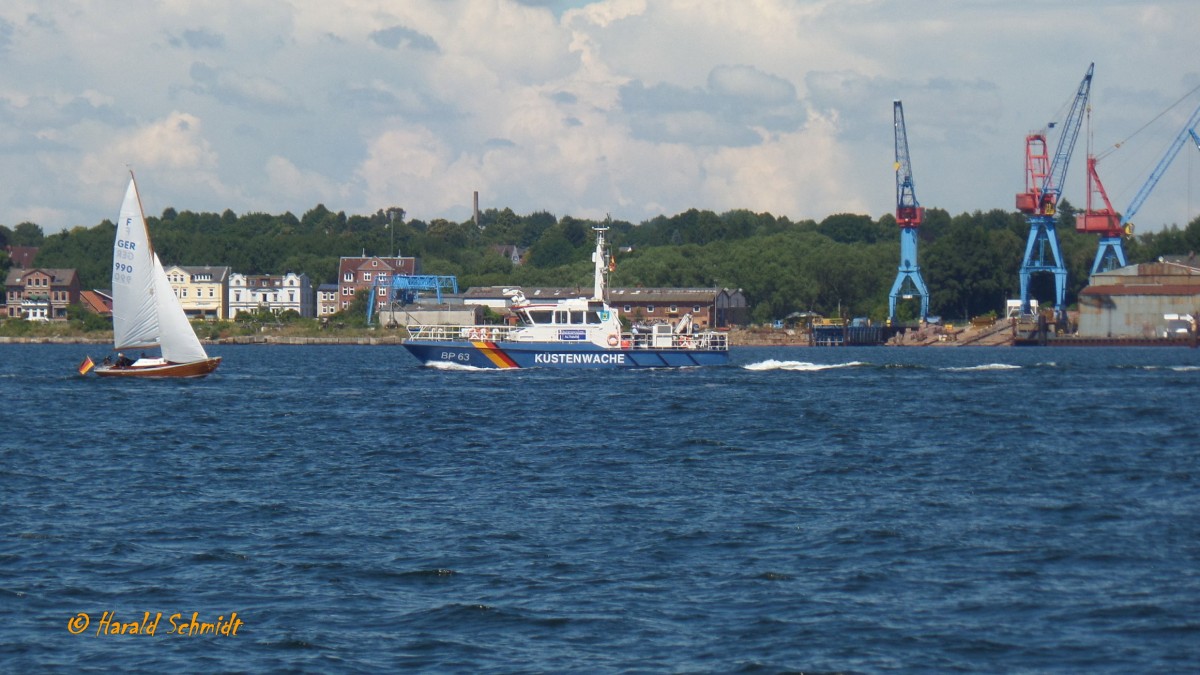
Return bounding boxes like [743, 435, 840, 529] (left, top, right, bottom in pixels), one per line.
[401, 224, 729, 369]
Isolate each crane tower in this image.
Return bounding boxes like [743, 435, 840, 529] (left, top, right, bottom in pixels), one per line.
[888, 100, 930, 321]
[1017, 63, 1093, 319]
[1078, 99, 1200, 275]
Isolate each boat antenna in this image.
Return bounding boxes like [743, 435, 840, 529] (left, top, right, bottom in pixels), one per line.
[592, 217, 610, 302]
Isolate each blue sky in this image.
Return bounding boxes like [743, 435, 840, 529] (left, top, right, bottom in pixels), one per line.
[2, 0, 1199, 237]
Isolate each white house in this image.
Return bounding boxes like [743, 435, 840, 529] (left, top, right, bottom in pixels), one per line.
[229, 272, 315, 318]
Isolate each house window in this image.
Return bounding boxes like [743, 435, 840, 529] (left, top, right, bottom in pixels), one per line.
[669, 305, 678, 313]
[623, 305, 631, 312]
[234, 292, 241, 302]
[343, 272, 353, 282]
[647, 305, 655, 313]
[364, 272, 372, 281]
[342, 287, 351, 295]
[371, 260, 378, 267]
[379, 288, 387, 297]
[693, 305, 701, 313]
[181, 288, 188, 298]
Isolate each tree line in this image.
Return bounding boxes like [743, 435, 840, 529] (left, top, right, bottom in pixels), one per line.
[2, 200, 1199, 324]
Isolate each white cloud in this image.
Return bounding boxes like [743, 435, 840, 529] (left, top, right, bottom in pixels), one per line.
[0, 0, 1197, 237]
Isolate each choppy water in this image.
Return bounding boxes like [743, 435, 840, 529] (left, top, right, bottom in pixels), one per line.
[2, 344, 1198, 672]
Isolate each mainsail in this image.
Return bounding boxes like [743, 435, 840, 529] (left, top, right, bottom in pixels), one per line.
[110, 176, 210, 364]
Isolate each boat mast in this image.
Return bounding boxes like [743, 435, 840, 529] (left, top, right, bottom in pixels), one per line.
[128, 170, 155, 259]
[591, 222, 609, 301]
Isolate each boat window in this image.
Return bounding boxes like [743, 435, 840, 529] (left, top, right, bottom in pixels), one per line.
[587, 311, 602, 324]
[570, 311, 585, 324]
[527, 310, 553, 324]
[554, 311, 568, 324]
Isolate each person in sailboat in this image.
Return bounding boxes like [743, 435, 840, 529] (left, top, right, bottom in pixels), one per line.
[116, 352, 133, 367]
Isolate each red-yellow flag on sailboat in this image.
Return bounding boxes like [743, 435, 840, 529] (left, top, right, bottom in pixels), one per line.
[78, 355, 95, 376]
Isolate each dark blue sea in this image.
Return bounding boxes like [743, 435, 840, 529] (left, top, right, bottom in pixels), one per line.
[2, 344, 1199, 673]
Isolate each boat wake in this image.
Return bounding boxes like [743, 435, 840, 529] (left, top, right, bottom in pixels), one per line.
[743, 359, 867, 372]
[425, 361, 502, 372]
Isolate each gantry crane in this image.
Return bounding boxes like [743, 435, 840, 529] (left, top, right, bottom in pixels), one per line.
[888, 100, 930, 321]
[1017, 63, 1094, 319]
[1077, 99, 1200, 275]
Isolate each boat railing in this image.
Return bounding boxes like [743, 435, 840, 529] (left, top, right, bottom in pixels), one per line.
[406, 324, 516, 342]
[406, 324, 728, 350]
[620, 330, 728, 351]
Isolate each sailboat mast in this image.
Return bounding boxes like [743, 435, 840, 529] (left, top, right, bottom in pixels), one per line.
[128, 171, 155, 260]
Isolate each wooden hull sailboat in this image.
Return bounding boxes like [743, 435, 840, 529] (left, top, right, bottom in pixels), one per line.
[94, 356, 221, 378]
[89, 174, 220, 379]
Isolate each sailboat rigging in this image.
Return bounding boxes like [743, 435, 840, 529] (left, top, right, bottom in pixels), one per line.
[90, 174, 221, 378]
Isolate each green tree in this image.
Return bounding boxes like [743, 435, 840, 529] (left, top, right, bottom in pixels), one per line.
[10, 222, 44, 246]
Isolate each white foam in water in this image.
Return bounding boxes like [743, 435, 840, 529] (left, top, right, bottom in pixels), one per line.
[426, 360, 496, 371]
[743, 359, 867, 371]
[941, 363, 1022, 372]
[1170, 365, 1200, 372]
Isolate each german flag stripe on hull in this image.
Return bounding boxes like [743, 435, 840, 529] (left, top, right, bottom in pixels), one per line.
[472, 341, 520, 368]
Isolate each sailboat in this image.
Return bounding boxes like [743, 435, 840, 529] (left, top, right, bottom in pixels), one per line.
[92, 174, 221, 378]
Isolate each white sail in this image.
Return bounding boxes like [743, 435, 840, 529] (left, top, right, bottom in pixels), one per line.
[111, 179, 161, 350]
[110, 175, 209, 363]
[151, 252, 210, 363]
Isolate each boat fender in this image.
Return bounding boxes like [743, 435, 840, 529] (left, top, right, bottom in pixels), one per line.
[607, 334, 619, 347]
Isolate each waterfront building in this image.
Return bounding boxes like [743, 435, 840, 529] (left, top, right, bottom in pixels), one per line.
[1078, 259, 1200, 338]
[229, 272, 315, 318]
[337, 255, 420, 314]
[316, 283, 339, 318]
[163, 265, 230, 320]
[4, 267, 81, 321]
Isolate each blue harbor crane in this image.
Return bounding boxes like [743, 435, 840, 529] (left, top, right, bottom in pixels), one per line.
[365, 274, 459, 325]
[1078, 98, 1200, 275]
[1016, 63, 1093, 319]
[888, 100, 929, 321]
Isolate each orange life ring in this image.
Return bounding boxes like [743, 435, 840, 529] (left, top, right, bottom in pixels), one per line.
[607, 334, 619, 346]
